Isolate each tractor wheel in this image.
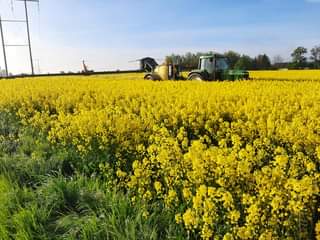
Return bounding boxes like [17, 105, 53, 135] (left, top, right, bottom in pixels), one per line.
[144, 75, 154, 80]
[188, 73, 204, 81]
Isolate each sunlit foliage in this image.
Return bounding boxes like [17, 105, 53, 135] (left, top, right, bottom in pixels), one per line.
[0, 73, 319, 239]
[250, 70, 320, 81]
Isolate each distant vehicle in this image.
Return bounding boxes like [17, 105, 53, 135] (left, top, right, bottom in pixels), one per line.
[81, 60, 94, 74]
[187, 54, 249, 81]
[144, 54, 249, 81]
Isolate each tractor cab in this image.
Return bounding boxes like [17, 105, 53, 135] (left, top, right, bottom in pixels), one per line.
[188, 54, 249, 81]
[199, 56, 229, 72]
[199, 55, 228, 80]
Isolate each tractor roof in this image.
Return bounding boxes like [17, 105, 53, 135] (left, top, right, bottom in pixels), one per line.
[200, 54, 225, 59]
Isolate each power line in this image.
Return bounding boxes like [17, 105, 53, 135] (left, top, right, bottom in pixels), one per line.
[0, 0, 39, 77]
[1, 19, 25, 22]
[11, 0, 14, 13]
[0, 16, 8, 77]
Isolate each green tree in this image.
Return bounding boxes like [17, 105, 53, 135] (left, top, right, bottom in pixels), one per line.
[254, 54, 271, 70]
[291, 46, 308, 68]
[310, 45, 320, 68]
[273, 55, 284, 65]
[224, 51, 241, 69]
[166, 52, 214, 70]
[165, 54, 182, 65]
[234, 55, 254, 70]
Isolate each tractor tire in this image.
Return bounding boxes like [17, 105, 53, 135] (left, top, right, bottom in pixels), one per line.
[188, 73, 204, 81]
[144, 74, 155, 80]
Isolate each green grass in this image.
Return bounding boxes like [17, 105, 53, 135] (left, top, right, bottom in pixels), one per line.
[0, 174, 185, 240]
[0, 110, 187, 240]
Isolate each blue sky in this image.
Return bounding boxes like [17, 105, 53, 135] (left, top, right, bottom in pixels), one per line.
[0, 0, 320, 74]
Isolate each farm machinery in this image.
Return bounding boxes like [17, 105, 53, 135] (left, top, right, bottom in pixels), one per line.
[144, 53, 249, 81]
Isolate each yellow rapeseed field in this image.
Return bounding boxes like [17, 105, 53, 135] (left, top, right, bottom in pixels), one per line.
[250, 69, 320, 81]
[0, 73, 319, 239]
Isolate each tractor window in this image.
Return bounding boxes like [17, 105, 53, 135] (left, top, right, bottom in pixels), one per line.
[200, 58, 214, 74]
[216, 58, 229, 70]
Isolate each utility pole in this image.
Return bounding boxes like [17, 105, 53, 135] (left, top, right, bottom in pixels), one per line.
[0, 0, 39, 77]
[17, 0, 39, 75]
[0, 16, 8, 77]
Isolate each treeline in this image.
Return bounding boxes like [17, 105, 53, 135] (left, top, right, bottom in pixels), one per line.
[165, 45, 320, 70]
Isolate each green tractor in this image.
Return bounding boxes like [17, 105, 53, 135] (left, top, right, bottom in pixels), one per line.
[187, 54, 249, 81]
